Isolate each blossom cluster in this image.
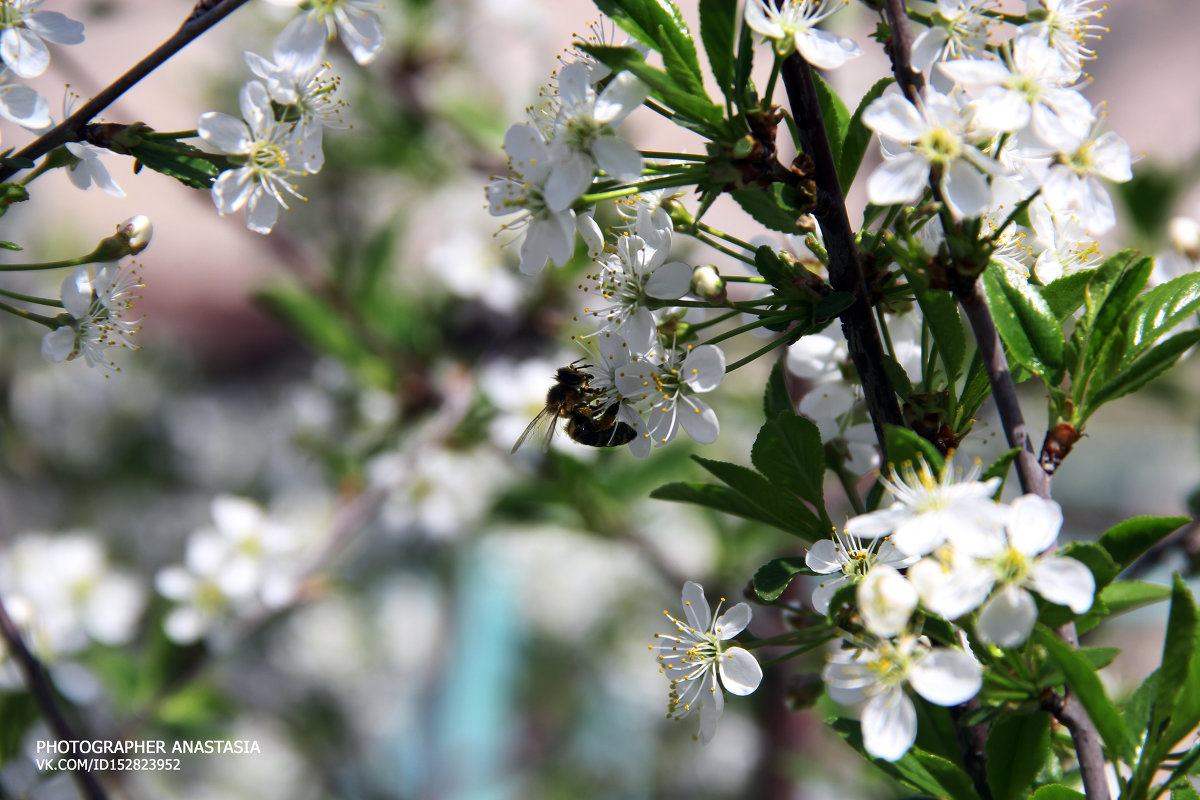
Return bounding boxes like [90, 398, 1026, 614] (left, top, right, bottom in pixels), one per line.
[861, 0, 1128, 284]
[488, 46, 730, 455]
[199, 0, 383, 233]
[812, 457, 1094, 760]
[0, 0, 82, 131]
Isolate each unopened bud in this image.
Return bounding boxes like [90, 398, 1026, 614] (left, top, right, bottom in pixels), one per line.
[656, 313, 692, 342]
[691, 264, 726, 304]
[1168, 216, 1200, 261]
[93, 215, 152, 260]
[732, 135, 755, 160]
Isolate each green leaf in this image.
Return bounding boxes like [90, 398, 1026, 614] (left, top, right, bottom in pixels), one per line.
[829, 720, 978, 800]
[811, 71, 849, 171]
[753, 556, 811, 601]
[981, 447, 1021, 493]
[1080, 255, 1153, 387]
[1163, 617, 1200, 758]
[751, 413, 829, 514]
[1060, 541, 1120, 591]
[1097, 579, 1172, 617]
[1123, 272, 1200, 359]
[732, 12, 756, 109]
[838, 77, 893, 193]
[982, 263, 1065, 383]
[698, 0, 737, 98]
[131, 140, 224, 189]
[651, 480, 793, 530]
[0, 240, 20, 251]
[958, 350, 991, 418]
[1030, 787, 1086, 800]
[1087, 328, 1200, 413]
[1035, 625, 1134, 764]
[578, 44, 724, 131]
[592, 0, 703, 84]
[763, 361, 794, 421]
[695, 455, 825, 537]
[882, 424, 944, 474]
[657, 24, 711, 104]
[912, 283, 966, 381]
[986, 712, 1051, 800]
[1098, 515, 1189, 573]
[1043, 270, 1095, 322]
[1172, 781, 1200, 800]
[732, 183, 816, 234]
[814, 291, 854, 320]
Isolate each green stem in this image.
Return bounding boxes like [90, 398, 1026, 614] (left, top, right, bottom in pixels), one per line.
[641, 150, 705, 162]
[0, 286, 63, 307]
[581, 171, 702, 203]
[0, 300, 59, 327]
[687, 308, 744, 333]
[0, 255, 93, 272]
[693, 221, 758, 254]
[722, 275, 768, 283]
[704, 312, 795, 345]
[724, 332, 794, 373]
[689, 230, 758, 265]
[875, 306, 897, 361]
[741, 628, 831, 649]
[143, 129, 198, 140]
[764, 53, 783, 102]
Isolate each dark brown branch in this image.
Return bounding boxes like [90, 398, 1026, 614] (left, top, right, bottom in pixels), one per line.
[779, 54, 903, 456]
[0, 0, 254, 183]
[882, 0, 925, 104]
[0, 593, 107, 800]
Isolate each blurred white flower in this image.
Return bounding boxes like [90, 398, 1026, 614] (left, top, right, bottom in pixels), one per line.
[0, 66, 49, 128]
[64, 142, 124, 197]
[0, 0, 84, 79]
[743, 0, 861, 69]
[275, 0, 384, 66]
[857, 565, 918, 638]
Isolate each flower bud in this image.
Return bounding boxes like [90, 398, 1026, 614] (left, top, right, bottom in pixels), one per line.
[1168, 216, 1200, 261]
[92, 215, 153, 261]
[691, 264, 726, 304]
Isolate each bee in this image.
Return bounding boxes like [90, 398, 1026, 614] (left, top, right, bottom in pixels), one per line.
[511, 364, 637, 453]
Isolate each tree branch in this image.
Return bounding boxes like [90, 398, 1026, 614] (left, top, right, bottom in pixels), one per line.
[0, 0, 254, 183]
[779, 54, 903, 456]
[0, 593, 107, 800]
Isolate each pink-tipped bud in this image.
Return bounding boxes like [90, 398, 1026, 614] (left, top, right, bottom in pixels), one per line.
[93, 215, 152, 261]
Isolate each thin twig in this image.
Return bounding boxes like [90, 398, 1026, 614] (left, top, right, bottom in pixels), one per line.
[879, 3, 1109, 798]
[779, 54, 903, 456]
[0, 594, 108, 800]
[0, 0, 255, 183]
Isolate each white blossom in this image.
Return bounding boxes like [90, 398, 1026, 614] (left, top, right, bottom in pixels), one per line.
[743, 0, 861, 70]
[807, 528, 918, 614]
[0, 65, 48, 128]
[275, 0, 383, 66]
[616, 343, 725, 446]
[41, 264, 142, 372]
[64, 142, 124, 197]
[0, 0, 83, 79]
[651, 581, 762, 743]
[910, 0, 995, 73]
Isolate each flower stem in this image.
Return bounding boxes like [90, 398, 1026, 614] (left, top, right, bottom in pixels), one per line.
[580, 171, 702, 203]
[724, 332, 794, 373]
[0, 285, 63, 307]
[703, 312, 795, 346]
[641, 150, 705, 162]
[0, 300, 59, 327]
[688, 229, 758, 265]
[0, 256, 91, 272]
[692, 221, 757, 254]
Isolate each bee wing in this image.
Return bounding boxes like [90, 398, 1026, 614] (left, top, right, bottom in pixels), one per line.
[510, 406, 560, 454]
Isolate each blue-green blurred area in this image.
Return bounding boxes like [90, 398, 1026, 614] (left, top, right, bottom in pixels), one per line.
[0, 1, 1197, 799]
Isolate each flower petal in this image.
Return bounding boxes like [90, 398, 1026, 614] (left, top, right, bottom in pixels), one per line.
[908, 649, 983, 705]
[718, 647, 762, 695]
[867, 153, 930, 206]
[976, 586, 1038, 647]
[645, 260, 691, 300]
[681, 581, 710, 631]
[1006, 494, 1063, 555]
[714, 603, 751, 640]
[1030, 556, 1095, 613]
[862, 686, 917, 762]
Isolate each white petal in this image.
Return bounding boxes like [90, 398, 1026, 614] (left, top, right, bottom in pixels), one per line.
[0, 84, 49, 128]
[806, 538, 845, 574]
[681, 581, 710, 631]
[718, 647, 763, 695]
[862, 95, 925, 143]
[544, 151, 593, 212]
[969, 88, 1031, 134]
[591, 134, 642, 182]
[576, 212, 604, 259]
[696, 674, 723, 743]
[867, 153, 930, 206]
[1090, 132, 1132, 182]
[682, 345, 726, 392]
[594, 71, 649, 126]
[976, 586, 1038, 646]
[811, 575, 846, 613]
[212, 167, 255, 215]
[679, 396, 719, 444]
[743, 1, 785, 40]
[245, 189, 280, 234]
[645, 260, 691, 300]
[795, 28, 861, 70]
[844, 506, 911, 539]
[714, 603, 751, 640]
[910, 27, 948, 74]
[275, 14, 327, 62]
[1, 26, 48, 78]
[60, 267, 92, 319]
[938, 58, 1010, 89]
[862, 687, 918, 762]
[40, 326, 76, 362]
[1006, 494, 1063, 555]
[198, 111, 252, 155]
[334, 5, 383, 65]
[27, 11, 84, 45]
[909, 649, 983, 705]
[858, 565, 917, 637]
[1030, 556, 1095, 613]
[942, 160, 991, 219]
[163, 607, 209, 644]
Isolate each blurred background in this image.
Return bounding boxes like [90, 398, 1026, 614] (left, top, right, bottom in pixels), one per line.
[0, 1, 1197, 798]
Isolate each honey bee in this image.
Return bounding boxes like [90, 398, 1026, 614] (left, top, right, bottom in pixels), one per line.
[511, 364, 638, 453]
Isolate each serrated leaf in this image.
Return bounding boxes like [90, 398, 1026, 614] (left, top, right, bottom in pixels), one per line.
[982, 263, 1065, 383]
[753, 556, 811, 601]
[651, 480, 791, 530]
[987, 712, 1051, 800]
[838, 77, 892, 193]
[699, 0, 737, 98]
[131, 141, 224, 189]
[763, 361, 795, 421]
[1172, 782, 1200, 800]
[592, 0, 703, 84]
[1097, 514, 1189, 573]
[1097, 580, 1172, 616]
[658, 23, 712, 104]
[811, 71, 849, 171]
[695, 455, 825, 538]
[732, 184, 815, 234]
[1035, 625, 1135, 764]
[1134, 575, 1196, 787]
[1042, 269, 1094, 322]
[1125, 271, 1200, 361]
[1079, 255, 1153, 390]
[958, 350, 991, 418]
[751, 413, 829, 515]
[1086, 328, 1200, 415]
[913, 283, 966, 381]
[732, 12, 756, 109]
[1030, 787, 1086, 800]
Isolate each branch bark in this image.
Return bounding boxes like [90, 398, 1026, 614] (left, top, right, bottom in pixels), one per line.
[0, 0, 254, 182]
[779, 54, 903, 456]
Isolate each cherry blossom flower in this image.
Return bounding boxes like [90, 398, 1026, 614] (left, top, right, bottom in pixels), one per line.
[244, 46, 346, 172]
[275, 0, 383, 66]
[0, 0, 84, 79]
[975, 495, 1095, 646]
[743, 0, 861, 70]
[199, 81, 311, 234]
[844, 456, 1006, 557]
[910, 0, 995, 74]
[857, 565, 918, 638]
[64, 142, 124, 197]
[1021, 0, 1106, 78]
[1040, 127, 1131, 235]
[823, 634, 982, 761]
[862, 89, 1000, 219]
[651, 581, 762, 743]
[41, 264, 142, 371]
[616, 343, 725, 445]
[807, 527, 918, 614]
[0, 65, 48, 128]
